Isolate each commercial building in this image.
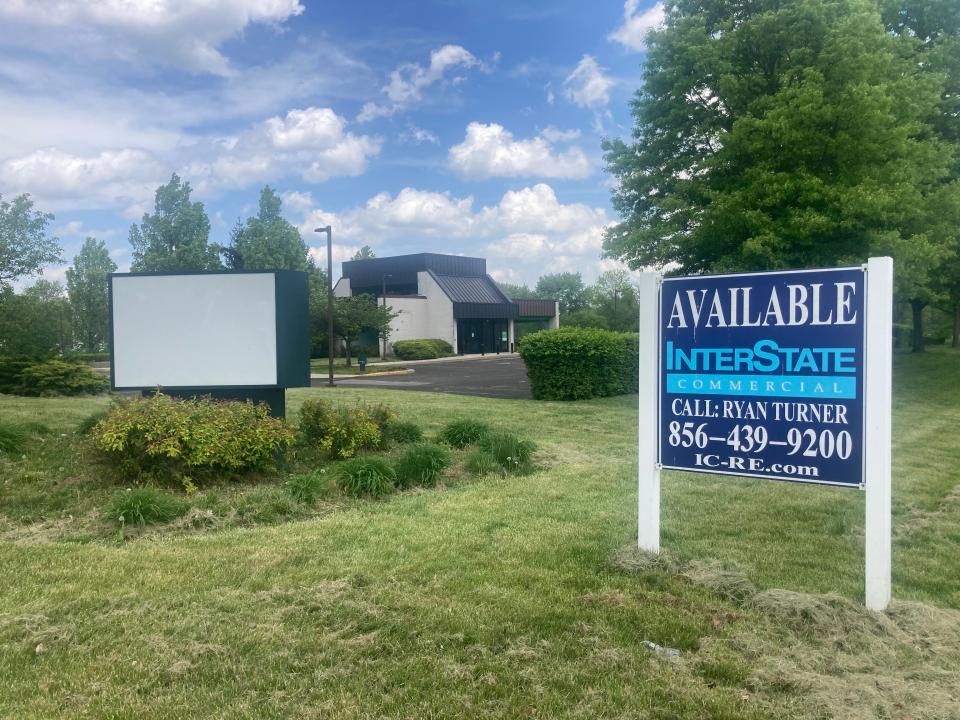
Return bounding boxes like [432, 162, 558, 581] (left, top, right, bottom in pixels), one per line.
[334, 253, 559, 355]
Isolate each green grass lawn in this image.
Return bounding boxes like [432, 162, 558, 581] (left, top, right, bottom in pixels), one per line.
[309, 356, 405, 375]
[1, 350, 959, 718]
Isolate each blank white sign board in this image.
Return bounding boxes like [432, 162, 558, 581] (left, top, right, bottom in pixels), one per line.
[111, 274, 277, 388]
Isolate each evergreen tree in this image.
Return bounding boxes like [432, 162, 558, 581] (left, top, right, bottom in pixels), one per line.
[66, 237, 117, 352]
[129, 174, 220, 272]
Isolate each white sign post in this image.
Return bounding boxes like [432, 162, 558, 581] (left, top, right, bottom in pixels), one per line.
[864, 256, 893, 611]
[637, 271, 662, 553]
[638, 258, 893, 611]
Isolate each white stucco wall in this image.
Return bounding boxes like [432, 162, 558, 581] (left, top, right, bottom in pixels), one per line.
[386, 297, 429, 347]
[417, 271, 456, 349]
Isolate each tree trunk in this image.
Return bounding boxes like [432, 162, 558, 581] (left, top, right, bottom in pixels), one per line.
[953, 303, 960, 349]
[911, 299, 926, 353]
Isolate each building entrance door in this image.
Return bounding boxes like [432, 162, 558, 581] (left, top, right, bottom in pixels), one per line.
[457, 318, 508, 354]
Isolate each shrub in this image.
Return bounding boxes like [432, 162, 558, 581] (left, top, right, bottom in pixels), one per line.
[465, 449, 500, 477]
[518, 327, 639, 400]
[13, 359, 109, 396]
[89, 393, 294, 483]
[0, 422, 28, 456]
[63, 352, 111, 363]
[336, 457, 397, 498]
[285, 470, 328, 504]
[298, 399, 384, 458]
[383, 420, 423, 445]
[106, 487, 186, 526]
[392, 338, 455, 360]
[480, 430, 536, 474]
[438, 418, 491, 447]
[395, 443, 450, 489]
[0, 357, 32, 394]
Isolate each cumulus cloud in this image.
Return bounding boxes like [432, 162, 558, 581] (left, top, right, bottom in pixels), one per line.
[609, 0, 665, 52]
[563, 55, 614, 108]
[448, 123, 592, 180]
[0, 147, 167, 212]
[0, 0, 305, 75]
[286, 183, 612, 283]
[358, 44, 481, 121]
[0, 107, 380, 211]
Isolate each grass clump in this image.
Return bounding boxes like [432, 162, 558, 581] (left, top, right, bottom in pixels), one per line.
[105, 487, 186, 527]
[394, 443, 450, 489]
[479, 430, 536, 474]
[285, 470, 329, 504]
[0, 421, 29, 456]
[465, 449, 500, 477]
[382, 420, 423, 445]
[438, 418, 491, 447]
[337, 456, 397, 498]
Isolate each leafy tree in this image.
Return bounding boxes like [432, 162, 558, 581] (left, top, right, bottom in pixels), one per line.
[495, 281, 533, 299]
[308, 260, 330, 356]
[66, 237, 117, 352]
[882, 0, 960, 349]
[0, 193, 61, 289]
[603, 0, 960, 351]
[129, 174, 220, 272]
[333, 294, 397, 365]
[225, 187, 309, 271]
[562, 309, 611, 330]
[0, 280, 72, 356]
[534, 272, 587, 314]
[351, 245, 376, 260]
[591, 269, 639, 330]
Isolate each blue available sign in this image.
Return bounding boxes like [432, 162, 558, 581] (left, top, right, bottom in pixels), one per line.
[659, 267, 865, 487]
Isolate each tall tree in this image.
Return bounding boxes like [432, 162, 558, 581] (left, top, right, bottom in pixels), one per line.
[66, 237, 117, 352]
[603, 0, 960, 351]
[129, 173, 220, 272]
[0, 193, 61, 289]
[0, 280, 72, 356]
[225, 187, 309, 270]
[351, 245, 376, 260]
[535, 272, 587, 314]
[591, 269, 640, 331]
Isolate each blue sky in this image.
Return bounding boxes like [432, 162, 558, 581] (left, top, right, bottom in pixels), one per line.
[0, 0, 665, 287]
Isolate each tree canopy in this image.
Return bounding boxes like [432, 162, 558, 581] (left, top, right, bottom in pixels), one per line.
[129, 174, 220, 272]
[225, 187, 309, 271]
[603, 0, 960, 297]
[534, 272, 588, 314]
[0, 193, 61, 289]
[66, 237, 117, 352]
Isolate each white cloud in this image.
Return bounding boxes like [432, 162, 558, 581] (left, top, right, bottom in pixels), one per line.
[286, 183, 612, 284]
[0, 0, 305, 75]
[0, 147, 167, 212]
[609, 1, 665, 52]
[399, 125, 440, 145]
[539, 126, 581, 143]
[448, 122, 592, 180]
[563, 55, 614, 108]
[358, 44, 481, 121]
[1, 107, 380, 211]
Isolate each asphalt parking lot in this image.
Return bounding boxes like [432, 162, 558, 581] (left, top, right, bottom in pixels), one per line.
[313, 355, 531, 399]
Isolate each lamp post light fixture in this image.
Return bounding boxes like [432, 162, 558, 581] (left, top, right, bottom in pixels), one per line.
[381, 273, 393, 359]
[314, 225, 335, 388]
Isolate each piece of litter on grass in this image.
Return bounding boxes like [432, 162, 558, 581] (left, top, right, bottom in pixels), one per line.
[642, 640, 681, 657]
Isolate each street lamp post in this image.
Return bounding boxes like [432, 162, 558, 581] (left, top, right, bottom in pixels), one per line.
[314, 225, 334, 388]
[381, 273, 393, 359]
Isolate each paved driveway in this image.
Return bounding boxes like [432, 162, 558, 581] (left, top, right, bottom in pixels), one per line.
[313, 355, 531, 399]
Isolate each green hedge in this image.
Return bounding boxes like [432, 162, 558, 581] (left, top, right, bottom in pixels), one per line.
[518, 327, 639, 400]
[392, 338, 455, 360]
[0, 356, 109, 396]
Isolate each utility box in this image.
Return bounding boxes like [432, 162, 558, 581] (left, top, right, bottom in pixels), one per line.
[109, 270, 310, 415]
